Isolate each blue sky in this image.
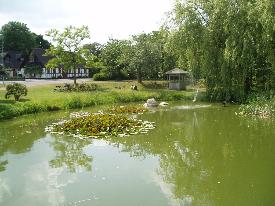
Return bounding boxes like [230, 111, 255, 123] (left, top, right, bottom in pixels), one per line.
[0, 0, 174, 43]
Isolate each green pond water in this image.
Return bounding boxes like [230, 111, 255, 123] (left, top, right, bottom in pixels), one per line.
[0, 104, 275, 206]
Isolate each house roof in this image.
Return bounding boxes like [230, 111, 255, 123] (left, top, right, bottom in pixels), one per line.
[31, 48, 53, 66]
[2, 51, 24, 69]
[165, 68, 189, 75]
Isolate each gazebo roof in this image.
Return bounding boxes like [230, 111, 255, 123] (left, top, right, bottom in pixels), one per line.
[165, 68, 188, 75]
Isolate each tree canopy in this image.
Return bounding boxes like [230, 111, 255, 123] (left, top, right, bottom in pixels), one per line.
[0, 21, 50, 54]
[0, 21, 36, 54]
[167, 0, 275, 101]
[45, 25, 93, 85]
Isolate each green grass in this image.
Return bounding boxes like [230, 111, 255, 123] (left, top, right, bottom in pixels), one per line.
[0, 81, 197, 120]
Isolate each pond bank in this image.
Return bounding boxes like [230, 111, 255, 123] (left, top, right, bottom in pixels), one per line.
[0, 83, 196, 120]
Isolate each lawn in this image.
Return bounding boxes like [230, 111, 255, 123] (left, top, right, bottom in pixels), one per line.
[0, 80, 197, 120]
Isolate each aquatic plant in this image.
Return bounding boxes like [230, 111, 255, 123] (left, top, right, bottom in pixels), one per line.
[46, 106, 155, 138]
[238, 95, 275, 119]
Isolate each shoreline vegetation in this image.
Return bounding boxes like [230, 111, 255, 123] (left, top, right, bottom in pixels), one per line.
[1, 81, 274, 121]
[0, 81, 196, 120]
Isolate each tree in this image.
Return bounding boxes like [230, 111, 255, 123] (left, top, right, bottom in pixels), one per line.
[167, 0, 275, 102]
[100, 39, 131, 80]
[129, 32, 164, 83]
[83, 42, 102, 57]
[45, 25, 91, 85]
[82, 42, 104, 76]
[0, 21, 36, 54]
[34, 34, 51, 49]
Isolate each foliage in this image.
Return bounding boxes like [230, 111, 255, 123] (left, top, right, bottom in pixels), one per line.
[142, 81, 168, 89]
[45, 25, 94, 85]
[0, 21, 36, 54]
[24, 65, 42, 75]
[0, 21, 51, 53]
[100, 39, 131, 80]
[93, 70, 111, 81]
[33, 34, 51, 49]
[46, 108, 155, 138]
[5, 83, 27, 101]
[167, 0, 275, 102]
[128, 31, 170, 83]
[0, 67, 8, 76]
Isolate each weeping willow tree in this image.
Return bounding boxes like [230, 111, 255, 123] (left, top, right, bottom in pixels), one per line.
[168, 0, 275, 102]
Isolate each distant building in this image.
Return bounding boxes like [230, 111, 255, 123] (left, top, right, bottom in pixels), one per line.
[165, 68, 189, 90]
[1, 48, 90, 78]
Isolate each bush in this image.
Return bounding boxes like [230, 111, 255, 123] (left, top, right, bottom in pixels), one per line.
[93, 70, 129, 81]
[54, 83, 98, 92]
[5, 83, 28, 101]
[93, 72, 110, 81]
[142, 81, 167, 89]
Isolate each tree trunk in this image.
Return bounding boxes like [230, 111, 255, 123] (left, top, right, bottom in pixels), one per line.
[73, 67, 77, 86]
[137, 68, 142, 83]
[72, 55, 77, 87]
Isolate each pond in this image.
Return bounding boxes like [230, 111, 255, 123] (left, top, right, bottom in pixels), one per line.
[0, 103, 275, 206]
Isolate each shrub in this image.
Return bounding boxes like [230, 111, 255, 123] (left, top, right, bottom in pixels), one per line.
[55, 83, 98, 92]
[5, 83, 28, 101]
[143, 81, 168, 89]
[93, 72, 110, 81]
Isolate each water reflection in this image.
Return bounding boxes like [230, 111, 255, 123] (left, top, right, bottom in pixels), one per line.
[49, 134, 93, 173]
[109, 106, 275, 205]
[0, 105, 274, 205]
[0, 160, 8, 172]
[0, 114, 54, 172]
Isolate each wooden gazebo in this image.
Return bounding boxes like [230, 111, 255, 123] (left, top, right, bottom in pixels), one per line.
[165, 68, 188, 90]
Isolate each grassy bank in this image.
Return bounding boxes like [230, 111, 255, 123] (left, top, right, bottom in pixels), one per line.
[0, 81, 197, 120]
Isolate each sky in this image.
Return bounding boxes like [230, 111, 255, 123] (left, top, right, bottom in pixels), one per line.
[0, 0, 174, 43]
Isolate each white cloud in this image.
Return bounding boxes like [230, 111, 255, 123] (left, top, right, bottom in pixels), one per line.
[0, 178, 12, 203]
[0, 0, 174, 43]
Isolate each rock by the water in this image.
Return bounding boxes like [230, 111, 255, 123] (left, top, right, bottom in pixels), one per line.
[144, 98, 158, 107]
[159, 102, 169, 107]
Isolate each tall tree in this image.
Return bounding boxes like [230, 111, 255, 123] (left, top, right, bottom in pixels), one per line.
[129, 32, 164, 83]
[100, 39, 131, 80]
[167, 0, 275, 102]
[0, 21, 36, 54]
[34, 34, 51, 49]
[45, 25, 91, 85]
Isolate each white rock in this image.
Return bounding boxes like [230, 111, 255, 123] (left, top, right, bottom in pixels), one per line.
[145, 98, 158, 107]
[159, 102, 169, 106]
